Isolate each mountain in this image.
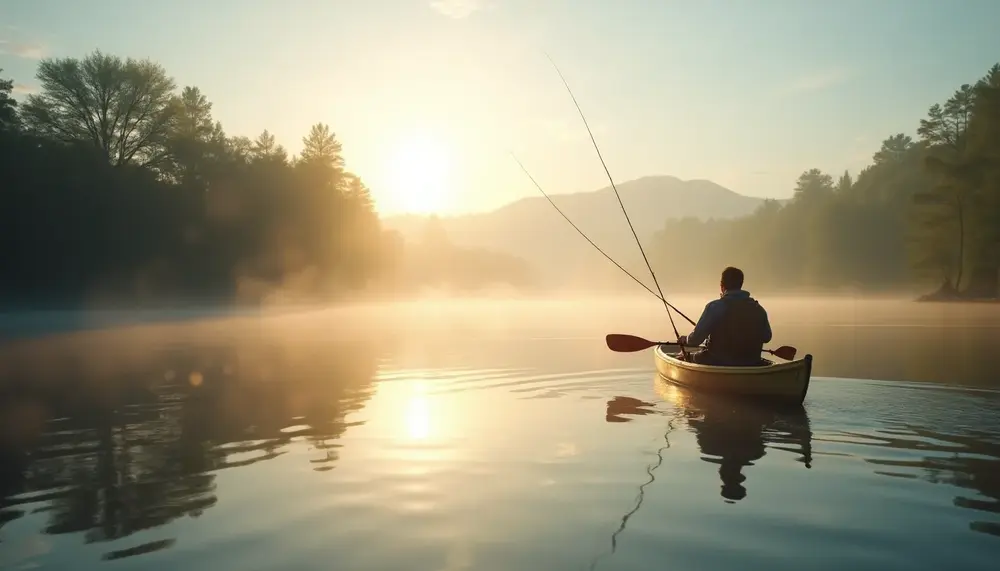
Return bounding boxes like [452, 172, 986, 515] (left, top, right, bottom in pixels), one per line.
[383, 175, 778, 291]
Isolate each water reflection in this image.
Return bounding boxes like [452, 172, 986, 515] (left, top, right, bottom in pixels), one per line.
[591, 386, 818, 569]
[592, 396, 682, 571]
[0, 324, 380, 561]
[659, 381, 814, 502]
[830, 421, 1000, 538]
[604, 396, 659, 423]
[2, 307, 1000, 570]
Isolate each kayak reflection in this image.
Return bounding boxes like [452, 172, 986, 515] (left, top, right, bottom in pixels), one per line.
[658, 379, 813, 502]
[605, 395, 660, 423]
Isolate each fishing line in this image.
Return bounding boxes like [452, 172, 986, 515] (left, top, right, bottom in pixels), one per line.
[510, 153, 696, 327]
[543, 53, 686, 351]
[588, 411, 680, 571]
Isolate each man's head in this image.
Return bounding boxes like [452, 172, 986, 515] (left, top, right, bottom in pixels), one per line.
[720, 266, 744, 293]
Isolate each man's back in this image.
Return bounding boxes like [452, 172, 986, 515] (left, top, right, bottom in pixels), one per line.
[706, 294, 771, 365]
[683, 288, 772, 366]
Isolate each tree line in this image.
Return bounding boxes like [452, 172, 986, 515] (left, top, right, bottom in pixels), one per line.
[6, 50, 994, 305]
[651, 63, 1000, 299]
[0, 51, 534, 309]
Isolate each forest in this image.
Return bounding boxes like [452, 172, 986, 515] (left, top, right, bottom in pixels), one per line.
[0, 51, 534, 309]
[651, 63, 1000, 300]
[2, 51, 998, 307]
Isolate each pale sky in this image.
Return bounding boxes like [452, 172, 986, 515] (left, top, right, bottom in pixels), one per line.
[2, 0, 1000, 215]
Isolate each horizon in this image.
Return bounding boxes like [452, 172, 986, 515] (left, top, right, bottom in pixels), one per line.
[5, 4, 1000, 566]
[381, 174, 787, 219]
[3, 0, 1000, 215]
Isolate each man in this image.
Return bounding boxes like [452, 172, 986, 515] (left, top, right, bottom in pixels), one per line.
[676, 266, 772, 366]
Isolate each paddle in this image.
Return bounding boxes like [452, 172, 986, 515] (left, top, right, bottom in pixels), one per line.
[605, 333, 798, 361]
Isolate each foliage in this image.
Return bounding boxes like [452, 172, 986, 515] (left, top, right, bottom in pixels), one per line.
[0, 50, 529, 308]
[19, 51, 178, 167]
[652, 62, 1000, 298]
[913, 65, 1000, 297]
[0, 69, 17, 131]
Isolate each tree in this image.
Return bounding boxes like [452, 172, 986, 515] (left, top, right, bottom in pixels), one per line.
[873, 134, 913, 165]
[19, 50, 177, 167]
[913, 85, 981, 293]
[343, 173, 375, 212]
[227, 135, 254, 164]
[628, 63, 997, 298]
[251, 130, 287, 163]
[172, 86, 217, 141]
[0, 47, 530, 307]
[165, 86, 229, 185]
[949, 67, 1000, 296]
[792, 168, 834, 201]
[918, 85, 975, 151]
[0, 69, 17, 131]
[836, 170, 853, 194]
[298, 123, 344, 171]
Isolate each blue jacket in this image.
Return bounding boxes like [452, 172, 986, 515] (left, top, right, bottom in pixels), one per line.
[685, 289, 772, 347]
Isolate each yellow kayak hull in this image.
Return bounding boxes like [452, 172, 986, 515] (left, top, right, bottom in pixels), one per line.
[654, 345, 813, 405]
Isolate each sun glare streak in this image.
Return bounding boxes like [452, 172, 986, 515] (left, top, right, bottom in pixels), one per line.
[385, 133, 451, 214]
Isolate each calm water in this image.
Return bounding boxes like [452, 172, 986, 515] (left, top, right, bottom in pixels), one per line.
[0, 298, 999, 570]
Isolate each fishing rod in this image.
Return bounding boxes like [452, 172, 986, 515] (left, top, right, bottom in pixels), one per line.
[544, 53, 687, 355]
[510, 154, 696, 327]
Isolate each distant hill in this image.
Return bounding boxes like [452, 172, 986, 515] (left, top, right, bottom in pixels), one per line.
[383, 176, 779, 291]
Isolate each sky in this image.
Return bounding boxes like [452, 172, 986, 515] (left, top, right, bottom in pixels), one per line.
[2, 0, 1000, 216]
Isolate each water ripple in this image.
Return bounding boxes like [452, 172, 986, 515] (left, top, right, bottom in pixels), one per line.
[1, 323, 999, 570]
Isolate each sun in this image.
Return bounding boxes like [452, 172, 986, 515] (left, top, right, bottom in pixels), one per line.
[385, 133, 452, 214]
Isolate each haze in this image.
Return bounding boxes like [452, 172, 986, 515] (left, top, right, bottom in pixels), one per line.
[3, 4, 1000, 564]
[3, 0, 999, 216]
[2, 1, 999, 310]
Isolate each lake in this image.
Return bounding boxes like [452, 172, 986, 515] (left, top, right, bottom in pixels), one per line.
[0, 297, 998, 570]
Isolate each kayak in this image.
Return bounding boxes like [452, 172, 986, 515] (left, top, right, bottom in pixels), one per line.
[654, 345, 813, 405]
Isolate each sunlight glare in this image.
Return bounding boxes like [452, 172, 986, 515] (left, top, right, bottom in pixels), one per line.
[405, 381, 431, 439]
[386, 133, 451, 214]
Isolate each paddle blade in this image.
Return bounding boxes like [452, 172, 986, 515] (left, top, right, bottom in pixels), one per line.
[606, 334, 659, 352]
[771, 345, 797, 361]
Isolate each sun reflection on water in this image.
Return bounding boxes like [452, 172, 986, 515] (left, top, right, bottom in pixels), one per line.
[406, 397, 431, 440]
[405, 380, 431, 440]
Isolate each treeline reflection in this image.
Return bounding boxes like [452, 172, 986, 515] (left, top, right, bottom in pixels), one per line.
[0, 321, 381, 561]
[832, 422, 1000, 538]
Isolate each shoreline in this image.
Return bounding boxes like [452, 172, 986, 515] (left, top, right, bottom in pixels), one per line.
[915, 284, 1000, 303]
[915, 296, 1000, 304]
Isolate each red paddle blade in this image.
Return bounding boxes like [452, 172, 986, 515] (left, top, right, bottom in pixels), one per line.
[606, 334, 660, 352]
[771, 345, 797, 360]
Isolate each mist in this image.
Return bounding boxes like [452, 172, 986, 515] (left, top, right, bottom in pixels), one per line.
[4, 5, 1000, 570]
[4, 57, 1000, 313]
